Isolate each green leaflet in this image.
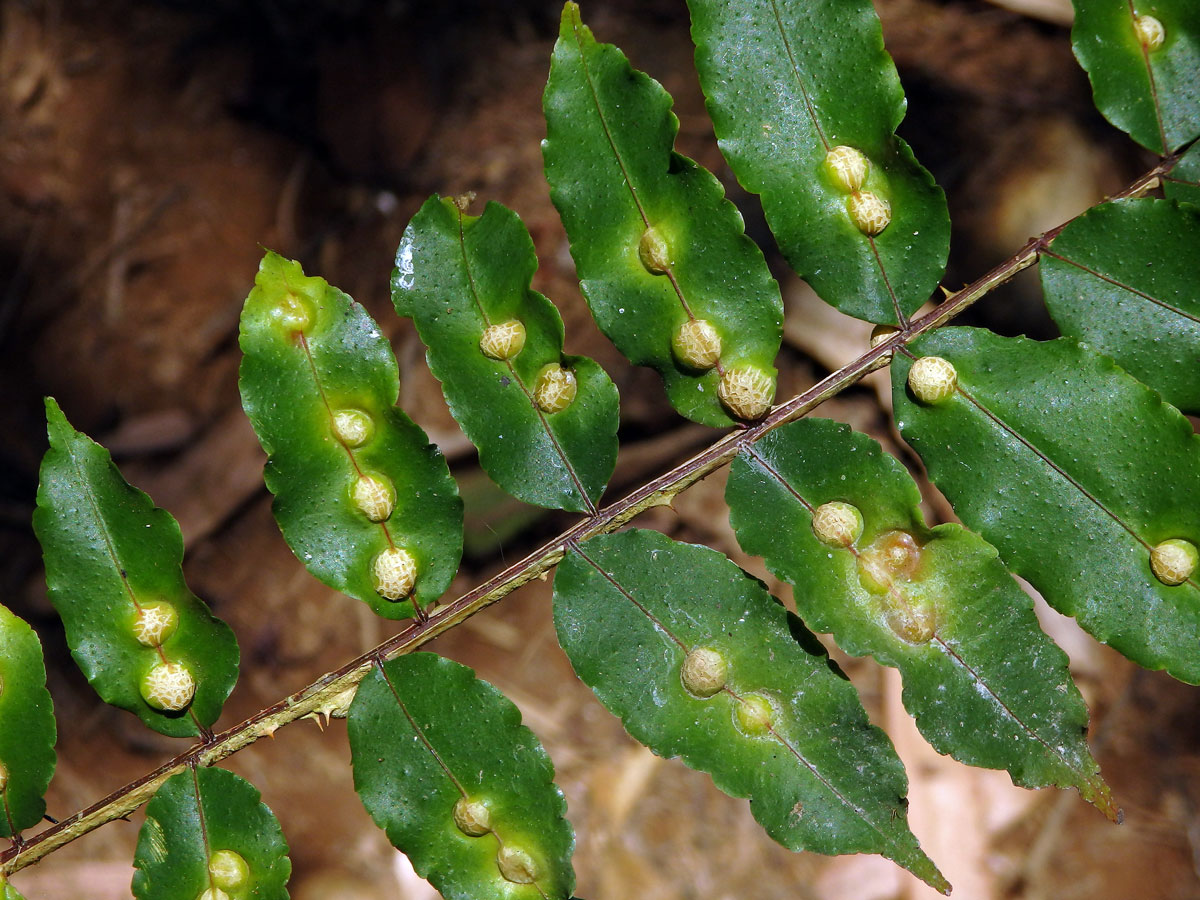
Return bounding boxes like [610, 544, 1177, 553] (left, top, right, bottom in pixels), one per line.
[726, 419, 1114, 817]
[1164, 139, 1200, 205]
[687, 0, 950, 325]
[1041, 198, 1200, 414]
[132, 767, 291, 900]
[239, 252, 464, 620]
[543, 2, 783, 427]
[348, 654, 575, 900]
[33, 399, 239, 738]
[553, 530, 948, 893]
[892, 328, 1200, 684]
[1071, 0, 1200, 154]
[0, 881, 25, 900]
[393, 196, 619, 513]
[0, 604, 56, 837]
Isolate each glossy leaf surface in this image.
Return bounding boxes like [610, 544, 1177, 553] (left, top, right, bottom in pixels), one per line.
[543, 2, 783, 427]
[393, 196, 619, 513]
[133, 767, 291, 900]
[554, 530, 947, 892]
[33, 399, 239, 737]
[1042, 198, 1200, 413]
[349, 654, 575, 900]
[727, 419, 1113, 815]
[893, 328, 1200, 684]
[240, 252, 464, 619]
[1164, 139, 1200, 205]
[1071, 0, 1200, 153]
[0, 604, 56, 837]
[688, 0, 950, 325]
[0, 881, 25, 900]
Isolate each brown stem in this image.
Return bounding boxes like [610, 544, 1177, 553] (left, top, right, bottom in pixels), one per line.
[0, 152, 1178, 878]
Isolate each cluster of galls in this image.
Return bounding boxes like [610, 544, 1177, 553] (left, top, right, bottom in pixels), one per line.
[451, 795, 542, 886]
[678, 645, 780, 739]
[195, 849, 251, 900]
[129, 601, 199, 713]
[639, 226, 777, 421]
[479, 317, 580, 414]
[824, 145, 891, 237]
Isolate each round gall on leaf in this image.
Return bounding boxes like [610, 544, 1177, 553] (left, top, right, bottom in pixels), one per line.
[885, 604, 937, 645]
[453, 796, 492, 837]
[372, 547, 418, 601]
[479, 319, 527, 361]
[811, 501, 864, 548]
[1134, 14, 1165, 51]
[0, 760, 8, 792]
[858, 531, 923, 594]
[274, 292, 312, 333]
[847, 191, 892, 236]
[140, 661, 197, 712]
[197, 889, 231, 900]
[332, 408, 375, 448]
[496, 846, 540, 884]
[352, 473, 396, 523]
[824, 145, 870, 193]
[735, 692, 776, 737]
[533, 364, 578, 413]
[638, 226, 672, 274]
[1150, 539, 1197, 586]
[718, 365, 776, 421]
[680, 647, 727, 698]
[132, 601, 180, 648]
[907, 355, 958, 405]
[208, 850, 250, 891]
[672, 319, 723, 371]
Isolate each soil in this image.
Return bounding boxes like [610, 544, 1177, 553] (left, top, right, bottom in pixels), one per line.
[0, 1, 1195, 898]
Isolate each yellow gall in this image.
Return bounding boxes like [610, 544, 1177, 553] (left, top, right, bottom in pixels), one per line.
[638, 226, 672, 274]
[453, 796, 493, 837]
[533, 364, 577, 413]
[140, 661, 197, 712]
[885, 605, 937, 645]
[372, 547, 418, 601]
[196, 890, 230, 900]
[718, 365, 776, 421]
[496, 846, 540, 884]
[1134, 14, 1165, 50]
[811, 502, 864, 548]
[907, 356, 958, 405]
[132, 602, 179, 648]
[680, 647, 727, 698]
[208, 850, 250, 891]
[847, 191, 892, 236]
[858, 530, 923, 594]
[1150, 539, 1197, 586]
[274, 291, 312, 333]
[824, 145, 870, 193]
[735, 692, 775, 737]
[0, 760, 8, 792]
[352, 473, 396, 523]
[870, 323, 900, 356]
[332, 408, 374, 448]
[479, 319, 527, 361]
[672, 319, 723, 371]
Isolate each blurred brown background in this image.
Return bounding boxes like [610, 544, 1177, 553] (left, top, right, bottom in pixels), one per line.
[1, 0, 1197, 897]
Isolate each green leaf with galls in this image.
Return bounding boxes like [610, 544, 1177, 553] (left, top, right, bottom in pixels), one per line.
[393, 196, 619, 513]
[553, 530, 949, 893]
[239, 251, 464, 620]
[133, 767, 291, 900]
[348, 654, 575, 900]
[1164, 139, 1200, 205]
[542, 2, 783, 427]
[893, 328, 1200, 684]
[727, 419, 1115, 817]
[687, 0, 950, 325]
[1041, 198, 1200, 414]
[33, 399, 239, 738]
[0, 604, 56, 837]
[1071, 0, 1200, 154]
